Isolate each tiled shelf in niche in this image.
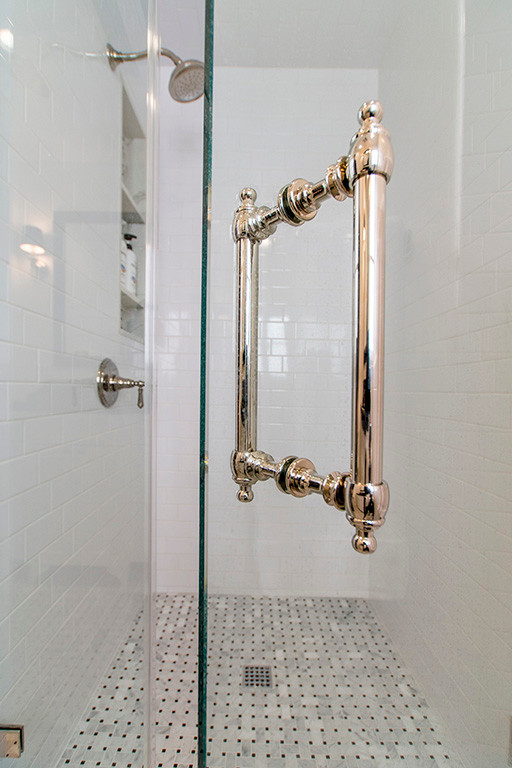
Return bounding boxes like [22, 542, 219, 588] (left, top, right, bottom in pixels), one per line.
[121, 288, 144, 310]
[121, 181, 145, 225]
[120, 86, 146, 342]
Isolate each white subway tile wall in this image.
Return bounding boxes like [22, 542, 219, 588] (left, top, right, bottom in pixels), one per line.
[0, 1, 148, 765]
[371, 1, 512, 767]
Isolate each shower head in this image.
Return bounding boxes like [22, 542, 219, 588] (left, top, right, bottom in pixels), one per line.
[106, 44, 204, 103]
[168, 59, 204, 103]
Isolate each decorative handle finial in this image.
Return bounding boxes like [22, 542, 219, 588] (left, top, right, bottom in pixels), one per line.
[358, 100, 384, 124]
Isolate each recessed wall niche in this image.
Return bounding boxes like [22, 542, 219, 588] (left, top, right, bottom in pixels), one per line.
[120, 86, 146, 342]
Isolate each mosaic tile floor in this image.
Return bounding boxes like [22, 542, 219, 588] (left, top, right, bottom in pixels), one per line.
[59, 594, 465, 768]
[57, 607, 146, 768]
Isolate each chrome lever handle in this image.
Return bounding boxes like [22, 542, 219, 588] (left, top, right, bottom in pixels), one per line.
[110, 376, 145, 409]
[97, 359, 145, 408]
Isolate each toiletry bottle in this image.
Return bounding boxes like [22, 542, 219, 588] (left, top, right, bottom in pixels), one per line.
[124, 233, 138, 297]
[120, 235, 129, 293]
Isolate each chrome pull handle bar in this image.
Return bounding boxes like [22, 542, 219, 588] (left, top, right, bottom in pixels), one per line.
[230, 101, 393, 554]
[232, 191, 261, 501]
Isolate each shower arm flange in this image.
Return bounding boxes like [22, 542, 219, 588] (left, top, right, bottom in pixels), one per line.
[106, 44, 182, 71]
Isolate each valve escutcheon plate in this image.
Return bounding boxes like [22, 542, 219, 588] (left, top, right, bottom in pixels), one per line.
[97, 358, 119, 408]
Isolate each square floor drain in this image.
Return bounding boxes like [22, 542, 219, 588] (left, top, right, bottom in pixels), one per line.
[242, 665, 272, 687]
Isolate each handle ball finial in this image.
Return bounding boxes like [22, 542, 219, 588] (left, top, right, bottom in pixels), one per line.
[240, 187, 257, 204]
[352, 532, 377, 554]
[237, 485, 254, 502]
[358, 100, 384, 124]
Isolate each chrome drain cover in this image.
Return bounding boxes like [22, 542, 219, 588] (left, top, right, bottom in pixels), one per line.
[242, 665, 272, 687]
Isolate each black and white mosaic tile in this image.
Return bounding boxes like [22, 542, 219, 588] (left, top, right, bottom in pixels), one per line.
[154, 593, 199, 768]
[58, 594, 464, 768]
[205, 596, 464, 768]
[57, 608, 146, 768]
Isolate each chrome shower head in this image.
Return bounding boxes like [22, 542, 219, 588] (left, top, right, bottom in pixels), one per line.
[106, 44, 204, 103]
[168, 59, 204, 103]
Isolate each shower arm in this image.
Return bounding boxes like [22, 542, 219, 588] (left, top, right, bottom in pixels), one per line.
[106, 44, 182, 70]
[230, 101, 393, 554]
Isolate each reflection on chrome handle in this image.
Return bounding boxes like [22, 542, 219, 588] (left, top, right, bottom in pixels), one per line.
[232, 189, 261, 502]
[344, 101, 392, 553]
[344, 172, 388, 552]
[230, 102, 393, 554]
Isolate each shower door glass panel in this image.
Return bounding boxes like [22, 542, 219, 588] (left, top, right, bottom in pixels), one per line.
[202, 1, 512, 767]
[0, 2, 155, 766]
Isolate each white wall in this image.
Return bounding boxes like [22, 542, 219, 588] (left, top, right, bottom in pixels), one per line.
[371, 1, 512, 766]
[207, 67, 378, 596]
[0, 1, 148, 764]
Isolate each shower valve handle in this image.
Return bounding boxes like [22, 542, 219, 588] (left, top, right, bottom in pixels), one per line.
[97, 359, 145, 409]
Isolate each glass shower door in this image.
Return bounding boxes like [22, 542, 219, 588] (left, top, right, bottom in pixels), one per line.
[0, 2, 156, 765]
[201, 1, 512, 767]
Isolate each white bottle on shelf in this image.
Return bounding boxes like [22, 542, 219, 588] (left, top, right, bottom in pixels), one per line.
[124, 233, 137, 297]
[120, 236, 129, 293]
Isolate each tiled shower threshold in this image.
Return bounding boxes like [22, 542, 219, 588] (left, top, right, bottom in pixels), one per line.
[58, 594, 464, 768]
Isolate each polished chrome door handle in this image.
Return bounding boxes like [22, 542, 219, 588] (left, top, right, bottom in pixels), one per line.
[230, 101, 393, 554]
[97, 358, 145, 408]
